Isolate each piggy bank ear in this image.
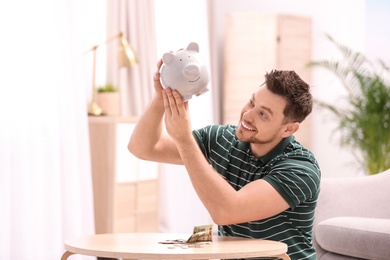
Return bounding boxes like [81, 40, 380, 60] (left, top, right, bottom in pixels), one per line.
[187, 42, 199, 53]
[162, 52, 175, 64]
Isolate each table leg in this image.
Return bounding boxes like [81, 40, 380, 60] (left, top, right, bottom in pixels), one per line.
[61, 251, 75, 260]
[276, 253, 291, 260]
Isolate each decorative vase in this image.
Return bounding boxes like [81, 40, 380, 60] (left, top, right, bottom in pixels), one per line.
[97, 92, 121, 116]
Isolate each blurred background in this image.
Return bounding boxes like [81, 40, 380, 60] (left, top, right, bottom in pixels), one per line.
[0, 0, 389, 259]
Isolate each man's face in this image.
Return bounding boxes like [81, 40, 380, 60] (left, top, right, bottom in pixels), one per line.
[236, 85, 289, 146]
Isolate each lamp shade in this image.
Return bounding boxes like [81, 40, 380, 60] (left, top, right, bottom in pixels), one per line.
[118, 36, 138, 67]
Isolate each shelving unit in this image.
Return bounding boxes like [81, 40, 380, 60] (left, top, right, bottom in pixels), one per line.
[88, 116, 159, 233]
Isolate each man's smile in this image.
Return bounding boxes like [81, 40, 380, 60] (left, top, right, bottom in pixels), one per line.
[241, 120, 256, 131]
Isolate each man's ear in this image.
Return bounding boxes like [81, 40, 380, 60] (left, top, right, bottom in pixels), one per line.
[281, 122, 300, 138]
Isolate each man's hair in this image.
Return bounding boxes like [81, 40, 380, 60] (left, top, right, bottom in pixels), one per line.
[265, 70, 312, 123]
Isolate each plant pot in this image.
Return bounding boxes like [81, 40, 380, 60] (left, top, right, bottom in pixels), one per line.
[97, 92, 120, 116]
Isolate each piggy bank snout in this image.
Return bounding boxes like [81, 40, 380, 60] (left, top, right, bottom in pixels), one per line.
[184, 64, 200, 76]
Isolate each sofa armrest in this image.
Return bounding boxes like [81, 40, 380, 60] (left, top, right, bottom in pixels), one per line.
[316, 217, 390, 260]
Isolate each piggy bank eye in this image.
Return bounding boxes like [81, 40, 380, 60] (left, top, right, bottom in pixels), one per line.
[180, 59, 182, 61]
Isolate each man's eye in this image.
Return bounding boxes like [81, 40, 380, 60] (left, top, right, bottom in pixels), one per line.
[249, 99, 254, 106]
[260, 111, 268, 119]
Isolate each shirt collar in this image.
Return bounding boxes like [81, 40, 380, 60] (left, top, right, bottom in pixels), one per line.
[236, 135, 295, 164]
[261, 135, 294, 163]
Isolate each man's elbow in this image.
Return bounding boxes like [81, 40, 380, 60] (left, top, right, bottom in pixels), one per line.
[209, 210, 234, 226]
[127, 141, 144, 159]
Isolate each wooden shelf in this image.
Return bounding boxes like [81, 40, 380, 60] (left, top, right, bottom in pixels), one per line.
[88, 116, 159, 234]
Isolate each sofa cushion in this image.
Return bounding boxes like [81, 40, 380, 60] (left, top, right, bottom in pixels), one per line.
[316, 217, 390, 260]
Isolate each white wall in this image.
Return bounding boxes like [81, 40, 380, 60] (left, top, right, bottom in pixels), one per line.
[78, 1, 107, 104]
[366, 0, 390, 65]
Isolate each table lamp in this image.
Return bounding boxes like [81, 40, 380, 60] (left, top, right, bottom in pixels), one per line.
[86, 32, 137, 116]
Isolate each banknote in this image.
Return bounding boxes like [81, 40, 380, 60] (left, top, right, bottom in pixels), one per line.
[159, 224, 213, 244]
[186, 224, 213, 243]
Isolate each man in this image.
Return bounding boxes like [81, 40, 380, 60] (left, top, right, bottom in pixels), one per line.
[128, 59, 321, 260]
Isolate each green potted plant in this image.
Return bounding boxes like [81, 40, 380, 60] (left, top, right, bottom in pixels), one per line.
[308, 35, 390, 175]
[97, 83, 120, 116]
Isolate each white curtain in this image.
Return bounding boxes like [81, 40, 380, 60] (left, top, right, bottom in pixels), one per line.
[106, 0, 157, 117]
[206, 0, 223, 124]
[0, 1, 96, 259]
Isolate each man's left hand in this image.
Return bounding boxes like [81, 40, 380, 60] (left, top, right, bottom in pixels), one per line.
[162, 88, 193, 145]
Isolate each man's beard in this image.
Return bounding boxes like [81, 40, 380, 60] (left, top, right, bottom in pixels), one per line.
[236, 124, 282, 144]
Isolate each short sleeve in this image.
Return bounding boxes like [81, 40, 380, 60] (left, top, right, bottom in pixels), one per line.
[192, 125, 214, 160]
[263, 159, 321, 209]
[192, 124, 237, 164]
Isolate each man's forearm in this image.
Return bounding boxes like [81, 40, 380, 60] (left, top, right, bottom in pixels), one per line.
[175, 137, 237, 224]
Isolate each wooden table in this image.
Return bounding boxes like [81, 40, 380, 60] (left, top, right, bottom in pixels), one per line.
[61, 233, 290, 260]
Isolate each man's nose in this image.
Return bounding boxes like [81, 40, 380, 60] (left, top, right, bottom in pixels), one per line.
[243, 110, 255, 122]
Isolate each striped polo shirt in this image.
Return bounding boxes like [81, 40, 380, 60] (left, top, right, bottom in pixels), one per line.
[192, 124, 321, 260]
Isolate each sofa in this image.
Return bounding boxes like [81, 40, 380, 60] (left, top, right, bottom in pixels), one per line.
[313, 168, 390, 259]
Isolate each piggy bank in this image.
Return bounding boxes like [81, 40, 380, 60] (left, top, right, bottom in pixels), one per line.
[160, 42, 210, 101]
